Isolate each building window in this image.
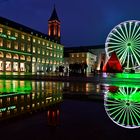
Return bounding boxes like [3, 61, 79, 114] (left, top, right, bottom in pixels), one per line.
[57, 54, 59, 58]
[46, 42, 49, 46]
[32, 57, 36, 62]
[46, 59, 49, 64]
[82, 53, 85, 57]
[27, 45, 31, 52]
[50, 53, 52, 56]
[15, 32, 18, 37]
[7, 41, 11, 48]
[13, 54, 19, 59]
[46, 51, 49, 55]
[7, 30, 11, 35]
[72, 54, 74, 57]
[54, 45, 56, 48]
[6, 53, 11, 58]
[0, 28, 3, 33]
[54, 53, 56, 57]
[33, 38, 36, 43]
[20, 55, 25, 60]
[33, 46, 35, 53]
[0, 38, 3, 46]
[27, 56, 31, 61]
[57, 46, 59, 49]
[77, 53, 79, 57]
[21, 34, 25, 39]
[42, 49, 45, 55]
[42, 59, 45, 63]
[38, 48, 40, 54]
[27, 36, 31, 41]
[21, 44, 24, 51]
[50, 44, 53, 47]
[42, 41, 45, 45]
[14, 42, 18, 50]
[0, 51, 4, 58]
[37, 58, 41, 63]
[38, 40, 40, 44]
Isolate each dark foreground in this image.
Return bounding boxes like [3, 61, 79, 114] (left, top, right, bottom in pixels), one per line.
[0, 99, 139, 140]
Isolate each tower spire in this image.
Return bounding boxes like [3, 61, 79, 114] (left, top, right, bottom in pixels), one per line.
[48, 5, 61, 43]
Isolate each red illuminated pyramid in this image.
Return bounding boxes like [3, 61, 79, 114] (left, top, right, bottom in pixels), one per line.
[103, 52, 123, 73]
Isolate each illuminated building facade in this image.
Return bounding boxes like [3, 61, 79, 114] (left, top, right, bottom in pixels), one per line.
[0, 7, 63, 73]
[64, 45, 105, 72]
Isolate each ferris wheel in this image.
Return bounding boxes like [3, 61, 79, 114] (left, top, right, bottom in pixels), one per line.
[105, 20, 140, 69]
[104, 86, 140, 129]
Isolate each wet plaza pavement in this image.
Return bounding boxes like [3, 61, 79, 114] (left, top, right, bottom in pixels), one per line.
[0, 100, 140, 140]
[0, 74, 140, 140]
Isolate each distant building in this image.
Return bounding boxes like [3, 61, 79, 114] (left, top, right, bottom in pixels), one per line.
[64, 45, 105, 73]
[0, 7, 63, 73]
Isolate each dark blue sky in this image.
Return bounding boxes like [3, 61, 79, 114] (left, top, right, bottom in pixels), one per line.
[0, 0, 140, 47]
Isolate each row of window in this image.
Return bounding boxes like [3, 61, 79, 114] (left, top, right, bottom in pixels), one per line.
[0, 52, 31, 61]
[0, 28, 63, 50]
[0, 52, 63, 64]
[71, 53, 86, 58]
[0, 38, 63, 54]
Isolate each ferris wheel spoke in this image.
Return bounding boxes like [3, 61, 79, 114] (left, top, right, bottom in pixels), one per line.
[119, 25, 128, 40]
[127, 108, 130, 126]
[110, 32, 126, 42]
[130, 22, 138, 40]
[119, 48, 128, 63]
[122, 109, 127, 125]
[128, 22, 132, 39]
[117, 48, 127, 59]
[131, 88, 138, 95]
[105, 104, 124, 111]
[131, 106, 140, 120]
[114, 28, 127, 42]
[109, 36, 125, 43]
[113, 107, 125, 120]
[119, 87, 127, 95]
[127, 51, 130, 69]
[117, 108, 126, 124]
[124, 23, 129, 39]
[105, 99, 123, 104]
[130, 54, 135, 68]
[129, 109, 135, 126]
[109, 106, 124, 116]
[133, 47, 140, 57]
[130, 47, 140, 66]
[130, 108, 140, 125]
[133, 34, 140, 43]
[131, 26, 140, 41]
[131, 104, 140, 112]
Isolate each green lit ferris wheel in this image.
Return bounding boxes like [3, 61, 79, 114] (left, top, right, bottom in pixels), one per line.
[104, 87, 140, 129]
[105, 20, 140, 70]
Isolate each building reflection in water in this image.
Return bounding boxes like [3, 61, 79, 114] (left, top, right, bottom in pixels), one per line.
[47, 104, 61, 126]
[104, 85, 140, 129]
[0, 80, 63, 120]
[63, 82, 102, 94]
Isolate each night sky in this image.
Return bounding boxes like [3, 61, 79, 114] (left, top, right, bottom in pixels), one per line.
[0, 0, 140, 47]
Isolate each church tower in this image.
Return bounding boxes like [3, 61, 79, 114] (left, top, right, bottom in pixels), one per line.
[48, 6, 60, 43]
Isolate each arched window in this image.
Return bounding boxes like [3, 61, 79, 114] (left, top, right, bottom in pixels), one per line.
[13, 54, 19, 59]
[6, 53, 11, 58]
[20, 55, 25, 60]
[32, 57, 36, 62]
[0, 51, 4, 58]
[27, 56, 31, 61]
